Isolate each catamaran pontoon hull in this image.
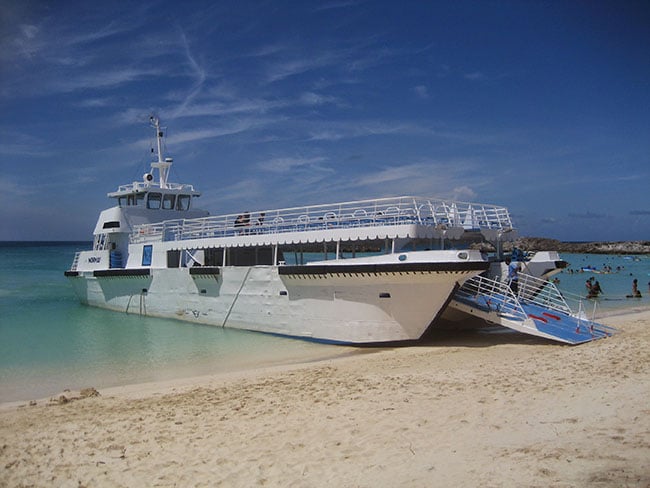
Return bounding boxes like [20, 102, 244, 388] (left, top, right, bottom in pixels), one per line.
[67, 253, 488, 344]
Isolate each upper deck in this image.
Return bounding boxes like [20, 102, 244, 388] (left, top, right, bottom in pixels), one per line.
[130, 195, 515, 246]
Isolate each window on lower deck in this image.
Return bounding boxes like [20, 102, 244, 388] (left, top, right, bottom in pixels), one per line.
[142, 245, 153, 266]
[167, 250, 180, 268]
[228, 247, 274, 266]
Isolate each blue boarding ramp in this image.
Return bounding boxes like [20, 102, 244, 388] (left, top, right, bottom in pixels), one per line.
[452, 274, 616, 344]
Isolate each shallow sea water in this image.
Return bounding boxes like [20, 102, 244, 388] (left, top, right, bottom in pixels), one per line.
[0, 243, 648, 403]
[0, 242, 346, 403]
[549, 253, 650, 313]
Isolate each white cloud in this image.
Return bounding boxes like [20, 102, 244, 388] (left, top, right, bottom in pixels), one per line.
[256, 156, 328, 173]
[50, 67, 161, 93]
[265, 53, 341, 83]
[167, 122, 263, 145]
[299, 92, 338, 106]
[464, 72, 486, 81]
[451, 185, 477, 201]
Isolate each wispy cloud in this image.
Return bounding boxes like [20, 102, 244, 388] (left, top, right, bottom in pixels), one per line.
[168, 28, 207, 118]
[0, 130, 50, 157]
[256, 156, 328, 173]
[51, 67, 161, 93]
[314, 0, 368, 11]
[413, 85, 429, 99]
[329, 160, 485, 202]
[307, 121, 425, 141]
[568, 212, 607, 219]
[169, 123, 261, 145]
[125, 120, 269, 149]
[265, 52, 342, 83]
[464, 71, 486, 81]
[304, 120, 501, 144]
[76, 97, 113, 108]
[299, 92, 340, 106]
[168, 98, 290, 119]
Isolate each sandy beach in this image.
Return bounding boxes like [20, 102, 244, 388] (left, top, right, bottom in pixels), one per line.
[1, 310, 649, 487]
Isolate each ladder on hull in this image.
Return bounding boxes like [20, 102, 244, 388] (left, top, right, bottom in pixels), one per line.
[452, 274, 616, 345]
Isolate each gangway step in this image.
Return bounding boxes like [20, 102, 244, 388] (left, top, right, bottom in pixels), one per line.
[520, 302, 612, 344]
[452, 273, 616, 345]
[451, 294, 615, 345]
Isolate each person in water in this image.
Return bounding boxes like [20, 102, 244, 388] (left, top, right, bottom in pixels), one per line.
[587, 280, 602, 298]
[627, 278, 642, 298]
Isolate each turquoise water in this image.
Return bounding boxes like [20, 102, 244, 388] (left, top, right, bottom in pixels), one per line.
[550, 253, 650, 312]
[1, 243, 648, 403]
[0, 243, 345, 403]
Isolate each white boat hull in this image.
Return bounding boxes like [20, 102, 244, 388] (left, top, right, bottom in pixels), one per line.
[67, 262, 483, 344]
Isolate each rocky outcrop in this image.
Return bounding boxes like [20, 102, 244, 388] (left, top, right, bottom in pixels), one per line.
[505, 238, 650, 255]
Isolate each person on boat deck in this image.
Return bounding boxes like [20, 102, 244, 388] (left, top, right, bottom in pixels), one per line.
[505, 257, 520, 294]
[587, 280, 602, 298]
[257, 212, 265, 226]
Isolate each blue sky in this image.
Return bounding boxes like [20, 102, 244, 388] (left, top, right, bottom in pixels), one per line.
[1, 0, 648, 242]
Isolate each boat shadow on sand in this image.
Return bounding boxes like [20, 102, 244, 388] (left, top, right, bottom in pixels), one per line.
[352, 323, 563, 350]
[418, 325, 560, 348]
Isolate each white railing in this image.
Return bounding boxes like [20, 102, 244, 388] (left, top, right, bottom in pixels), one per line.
[454, 274, 528, 321]
[111, 181, 197, 194]
[517, 274, 574, 315]
[130, 195, 513, 244]
[457, 272, 612, 326]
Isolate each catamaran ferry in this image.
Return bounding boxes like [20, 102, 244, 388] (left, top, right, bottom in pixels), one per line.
[66, 117, 612, 344]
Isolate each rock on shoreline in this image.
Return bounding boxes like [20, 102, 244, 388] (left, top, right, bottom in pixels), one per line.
[479, 238, 650, 255]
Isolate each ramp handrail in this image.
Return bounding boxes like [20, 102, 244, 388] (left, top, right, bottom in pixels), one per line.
[517, 274, 573, 315]
[455, 275, 527, 321]
[457, 273, 582, 321]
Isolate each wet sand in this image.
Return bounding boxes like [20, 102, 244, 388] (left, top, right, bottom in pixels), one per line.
[1, 310, 649, 487]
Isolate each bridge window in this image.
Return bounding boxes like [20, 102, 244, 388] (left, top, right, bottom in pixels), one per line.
[177, 195, 191, 211]
[147, 193, 162, 209]
[162, 194, 176, 210]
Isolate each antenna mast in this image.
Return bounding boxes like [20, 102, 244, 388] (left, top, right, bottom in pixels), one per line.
[149, 115, 172, 189]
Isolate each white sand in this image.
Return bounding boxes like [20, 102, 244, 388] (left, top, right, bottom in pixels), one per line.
[1, 310, 649, 487]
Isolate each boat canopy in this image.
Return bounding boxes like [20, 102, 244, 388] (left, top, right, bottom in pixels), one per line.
[131, 195, 516, 247]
